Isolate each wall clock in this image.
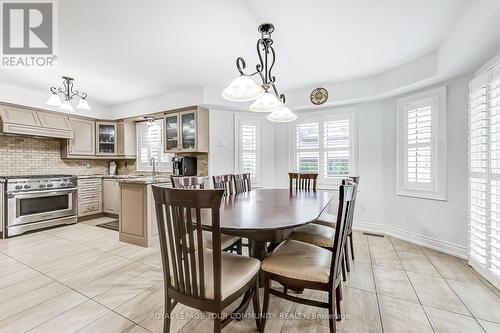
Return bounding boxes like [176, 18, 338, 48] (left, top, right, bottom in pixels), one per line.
[310, 87, 328, 105]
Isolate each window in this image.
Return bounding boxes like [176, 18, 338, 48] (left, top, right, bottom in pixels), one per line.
[235, 114, 263, 186]
[136, 119, 174, 172]
[468, 65, 500, 288]
[291, 110, 358, 185]
[397, 86, 447, 200]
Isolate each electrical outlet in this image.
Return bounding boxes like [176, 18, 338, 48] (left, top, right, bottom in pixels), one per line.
[219, 139, 226, 147]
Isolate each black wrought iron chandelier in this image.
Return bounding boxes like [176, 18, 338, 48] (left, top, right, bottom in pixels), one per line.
[46, 76, 91, 112]
[222, 23, 296, 122]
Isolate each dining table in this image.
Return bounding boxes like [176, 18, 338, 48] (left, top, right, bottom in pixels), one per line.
[205, 188, 335, 263]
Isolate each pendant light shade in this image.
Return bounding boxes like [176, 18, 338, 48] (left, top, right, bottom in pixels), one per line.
[46, 93, 62, 107]
[222, 76, 264, 102]
[76, 98, 91, 110]
[249, 91, 283, 112]
[266, 106, 297, 122]
[60, 100, 74, 112]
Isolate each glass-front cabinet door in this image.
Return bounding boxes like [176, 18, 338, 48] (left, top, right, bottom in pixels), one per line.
[96, 122, 117, 155]
[165, 114, 179, 152]
[180, 111, 197, 151]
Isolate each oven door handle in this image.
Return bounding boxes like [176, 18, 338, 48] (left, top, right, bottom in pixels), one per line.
[8, 188, 77, 199]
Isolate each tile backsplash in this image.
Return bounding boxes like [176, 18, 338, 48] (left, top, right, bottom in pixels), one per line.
[0, 135, 114, 176]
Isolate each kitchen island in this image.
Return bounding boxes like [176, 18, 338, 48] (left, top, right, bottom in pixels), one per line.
[118, 177, 170, 247]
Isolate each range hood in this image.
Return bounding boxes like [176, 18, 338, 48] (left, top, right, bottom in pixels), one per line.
[0, 105, 73, 139]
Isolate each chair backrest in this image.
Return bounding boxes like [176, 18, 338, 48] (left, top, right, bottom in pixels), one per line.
[342, 176, 359, 232]
[152, 187, 225, 301]
[170, 176, 205, 189]
[329, 181, 358, 284]
[288, 172, 318, 191]
[233, 173, 251, 194]
[212, 174, 234, 196]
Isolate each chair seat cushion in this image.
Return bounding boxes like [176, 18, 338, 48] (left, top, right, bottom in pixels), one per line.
[203, 250, 260, 300]
[288, 223, 335, 248]
[261, 240, 332, 283]
[314, 212, 337, 228]
[203, 232, 241, 250]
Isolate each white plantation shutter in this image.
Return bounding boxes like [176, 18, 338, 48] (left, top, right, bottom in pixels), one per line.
[136, 120, 173, 172]
[235, 114, 263, 186]
[468, 66, 500, 288]
[293, 111, 357, 184]
[397, 87, 446, 200]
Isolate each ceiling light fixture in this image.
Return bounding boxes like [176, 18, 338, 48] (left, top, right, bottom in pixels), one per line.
[143, 116, 159, 126]
[222, 23, 297, 122]
[46, 76, 91, 112]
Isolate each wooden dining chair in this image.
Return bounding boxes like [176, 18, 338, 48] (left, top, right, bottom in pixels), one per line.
[170, 176, 206, 189]
[152, 187, 261, 333]
[313, 176, 360, 271]
[233, 173, 251, 193]
[260, 182, 357, 333]
[289, 172, 318, 191]
[171, 176, 242, 255]
[212, 174, 235, 196]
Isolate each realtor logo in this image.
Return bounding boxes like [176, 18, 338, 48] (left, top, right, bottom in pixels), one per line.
[1, 0, 57, 67]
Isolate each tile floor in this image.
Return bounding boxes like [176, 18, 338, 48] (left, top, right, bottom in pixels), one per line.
[0, 217, 499, 333]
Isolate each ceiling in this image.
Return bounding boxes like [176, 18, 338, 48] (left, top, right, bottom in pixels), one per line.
[0, 0, 469, 107]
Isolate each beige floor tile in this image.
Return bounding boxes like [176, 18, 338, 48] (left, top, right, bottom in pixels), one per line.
[127, 325, 152, 333]
[427, 255, 483, 284]
[140, 251, 163, 268]
[346, 261, 376, 292]
[479, 319, 500, 333]
[0, 264, 41, 288]
[373, 266, 419, 302]
[448, 280, 500, 323]
[115, 282, 165, 323]
[0, 274, 54, 299]
[29, 299, 109, 332]
[424, 306, 485, 333]
[79, 311, 136, 333]
[367, 235, 394, 250]
[179, 317, 236, 332]
[407, 272, 470, 315]
[419, 246, 456, 258]
[370, 247, 404, 271]
[76, 261, 152, 298]
[335, 287, 383, 333]
[397, 252, 440, 276]
[352, 236, 371, 263]
[17, 242, 90, 268]
[0, 290, 87, 332]
[289, 289, 329, 325]
[281, 318, 330, 332]
[140, 303, 198, 333]
[93, 268, 163, 309]
[109, 242, 159, 261]
[0, 280, 70, 320]
[0, 257, 29, 277]
[389, 237, 423, 254]
[378, 294, 433, 333]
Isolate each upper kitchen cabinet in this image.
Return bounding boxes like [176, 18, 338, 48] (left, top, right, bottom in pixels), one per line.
[117, 120, 136, 157]
[65, 117, 96, 156]
[96, 121, 117, 155]
[164, 106, 208, 153]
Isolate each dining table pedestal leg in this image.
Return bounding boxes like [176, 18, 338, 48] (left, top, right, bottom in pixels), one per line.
[249, 239, 268, 286]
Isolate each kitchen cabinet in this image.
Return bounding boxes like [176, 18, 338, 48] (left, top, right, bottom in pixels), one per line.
[66, 117, 95, 156]
[77, 178, 102, 217]
[96, 121, 117, 155]
[103, 179, 121, 214]
[117, 120, 136, 157]
[164, 106, 208, 153]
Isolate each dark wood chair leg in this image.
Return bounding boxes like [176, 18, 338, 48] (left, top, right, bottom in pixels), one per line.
[344, 242, 350, 273]
[341, 259, 347, 281]
[164, 295, 172, 333]
[335, 286, 342, 321]
[213, 315, 221, 333]
[328, 290, 337, 333]
[252, 279, 261, 332]
[349, 233, 355, 260]
[236, 239, 243, 255]
[261, 276, 270, 333]
[283, 286, 288, 294]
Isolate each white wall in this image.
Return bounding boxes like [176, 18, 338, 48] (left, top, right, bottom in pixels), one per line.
[208, 109, 275, 188]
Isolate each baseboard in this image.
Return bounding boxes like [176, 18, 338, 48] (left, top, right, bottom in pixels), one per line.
[353, 220, 469, 259]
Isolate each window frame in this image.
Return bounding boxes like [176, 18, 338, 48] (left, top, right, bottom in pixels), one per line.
[135, 119, 174, 172]
[234, 113, 263, 187]
[396, 86, 447, 200]
[290, 108, 359, 187]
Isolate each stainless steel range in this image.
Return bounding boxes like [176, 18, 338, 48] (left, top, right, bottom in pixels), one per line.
[5, 175, 78, 237]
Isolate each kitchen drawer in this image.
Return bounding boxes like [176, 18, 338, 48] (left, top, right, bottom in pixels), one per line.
[78, 186, 102, 195]
[78, 201, 102, 217]
[78, 192, 102, 203]
[78, 179, 102, 186]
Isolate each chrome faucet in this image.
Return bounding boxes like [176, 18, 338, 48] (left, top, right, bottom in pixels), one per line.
[150, 157, 158, 177]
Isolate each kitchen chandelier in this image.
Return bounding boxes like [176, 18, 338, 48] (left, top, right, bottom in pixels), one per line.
[46, 76, 91, 112]
[222, 23, 297, 122]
